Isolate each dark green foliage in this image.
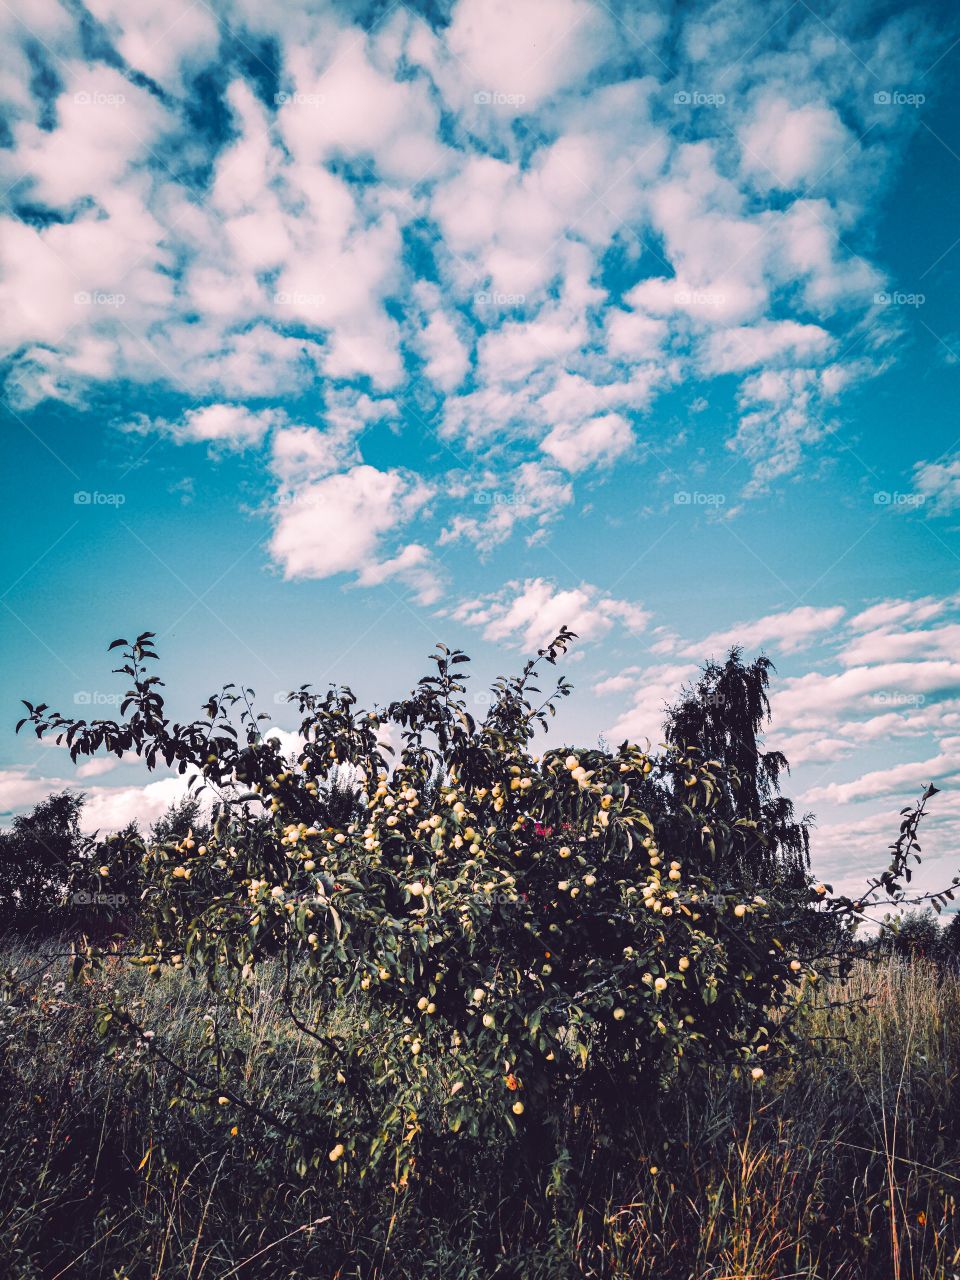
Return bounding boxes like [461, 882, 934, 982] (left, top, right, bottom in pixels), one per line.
[943, 910, 960, 962]
[0, 790, 85, 927]
[883, 909, 944, 962]
[663, 648, 812, 893]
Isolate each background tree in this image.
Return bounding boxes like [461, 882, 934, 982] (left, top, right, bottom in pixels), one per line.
[662, 648, 812, 894]
[943, 910, 960, 966]
[883, 908, 944, 963]
[0, 790, 86, 927]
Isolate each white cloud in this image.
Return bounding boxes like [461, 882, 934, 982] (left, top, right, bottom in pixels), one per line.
[541, 413, 634, 473]
[439, 461, 574, 552]
[804, 751, 959, 805]
[443, 0, 615, 111]
[849, 596, 952, 633]
[0, 767, 196, 834]
[269, 464, 437, 598]
[450, 578, 650, 650]
[703, 321, 834, 376]
[685, 605, 845, 657]
[126, 404, 285, 452]
[604, 663, 700, 746]
[591, 668, 641, 696]
[839, 623, 960, 668]
[773, 661, 960, 733]
[0, 0, 937, 533]
[739, 98, 850, 190]
[912, 451, 960, 516]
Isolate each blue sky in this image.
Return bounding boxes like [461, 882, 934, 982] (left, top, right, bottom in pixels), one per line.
[2, 0, 960, 900]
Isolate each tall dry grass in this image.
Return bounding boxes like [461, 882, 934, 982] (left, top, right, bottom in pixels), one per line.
[0, 941, 957, 1278]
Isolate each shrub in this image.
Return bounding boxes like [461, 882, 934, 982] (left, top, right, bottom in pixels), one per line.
[15, 632, 956, 1190]
[882, 909, 944, 963]
[0, 791, 85, 929]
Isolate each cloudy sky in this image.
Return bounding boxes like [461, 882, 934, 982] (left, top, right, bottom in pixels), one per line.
[2, 0, 959, 901]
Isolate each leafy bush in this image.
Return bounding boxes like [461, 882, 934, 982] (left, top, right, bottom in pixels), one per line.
[0, 791, 85, 928]
[883, 909, 944, 963]
[15, 632, 955, 1193]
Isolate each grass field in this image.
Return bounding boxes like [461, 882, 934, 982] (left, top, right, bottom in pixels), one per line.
[1, 942, 958, 1279]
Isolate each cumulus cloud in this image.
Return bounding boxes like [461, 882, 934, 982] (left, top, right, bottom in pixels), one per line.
[604, 663, 701, 746]
[911, 451, 960, 516]
[0, 0, 941, 574]
[739, 98, 850, 191]
[449, 577, 651, 650]
[685, 605, 845, 658]
[269, 464, 439, 602]
[541, 413, 634, 473]
[804, 751, 960, 805]
[125, 404, 285, 452]
[0, 766, 196, 833]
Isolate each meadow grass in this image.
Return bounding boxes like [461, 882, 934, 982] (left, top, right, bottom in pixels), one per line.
[1, 940, 957, 1279]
